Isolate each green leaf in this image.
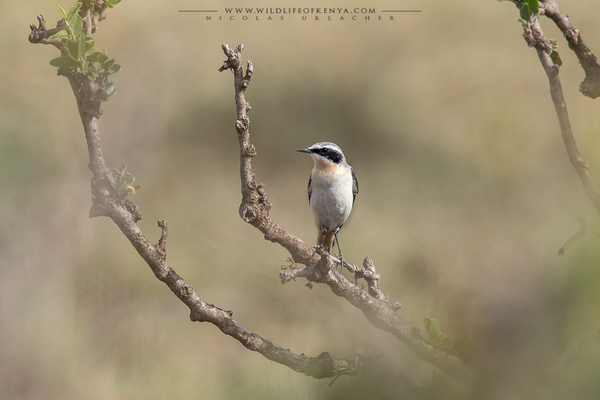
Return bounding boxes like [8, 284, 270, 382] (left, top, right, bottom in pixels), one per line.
[62, 20, 71, 37]
[103, 59, 115, 69]
[108, 63, 121, 74]
[87, 51, 101, 62]
[107, 173, 118, 188]
[82, 0, 94, 4]
[97, 50, 109, 65]
[105, 0, 122, 8]
[125, 175, 135, 186]
[423, 318, 432, 333]
[423, 318, 441, 341]
[551, 50, 563, 66]
[66, 2, 82, 21]
[57, 4, 67, 20]
[49, 55, 80, 69]
[528, 0, 539, 16]
[78, 32, 87, 61]
[119, 165, 127, 183]
[101, 81, 116, 100]
[84, 47, 96, 58]
[85, 36, 94, 51]
[71, 14, 83, 37]
[52, 29, 69, 39]
[515, 0, 539, 21]
[66, 39, 79, 60]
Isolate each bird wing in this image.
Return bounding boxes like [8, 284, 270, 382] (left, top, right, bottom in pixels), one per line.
[307, 175, 312, 203]
[351, 167, 359, 204]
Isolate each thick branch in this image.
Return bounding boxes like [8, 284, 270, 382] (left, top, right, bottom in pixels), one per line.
[98, 196, 356, 378]
[296, 249, 467, 381]
[28, 11, 358, 379]
[522, 20, 600, 214]
[219, 43, 471, 383]
[539, 0, 600, 98]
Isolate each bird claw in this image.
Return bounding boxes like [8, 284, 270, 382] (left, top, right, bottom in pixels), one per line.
[336, 254, 347, 271]
[313, 245, 346, 272]
[313, 244, 331, 253]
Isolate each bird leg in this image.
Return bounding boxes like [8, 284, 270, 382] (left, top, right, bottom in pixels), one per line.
[332, 229, 346, 270]
[316, 226, 329, 251]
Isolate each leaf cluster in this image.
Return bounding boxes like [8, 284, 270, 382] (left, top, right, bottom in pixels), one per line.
[499, 0, 539, 22]
[549, 39, 563, 66]
[108, 164, 141, 198]
[49, 2, 121, 100]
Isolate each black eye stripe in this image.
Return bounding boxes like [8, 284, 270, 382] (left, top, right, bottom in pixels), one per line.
[313, 147, 343, 164]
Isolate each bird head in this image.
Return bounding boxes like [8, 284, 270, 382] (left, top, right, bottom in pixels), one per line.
[296, 142, 347, 165]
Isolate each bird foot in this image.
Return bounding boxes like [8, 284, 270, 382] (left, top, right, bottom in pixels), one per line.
[336, 254, 347, 271]
[313, 244, 331, 253]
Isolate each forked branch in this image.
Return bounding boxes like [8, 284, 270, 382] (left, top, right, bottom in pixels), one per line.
[29, 2, 470, 386]
[218, 43, 471, 383]
[539, 0, 600, 98]
[27, 5, 358, 380]
[520, 10, 600, 214]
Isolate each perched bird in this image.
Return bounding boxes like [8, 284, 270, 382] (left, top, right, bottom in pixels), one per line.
[296, 142, 358, 258]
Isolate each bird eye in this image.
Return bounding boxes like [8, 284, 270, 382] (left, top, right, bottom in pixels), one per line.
[319, 149, 328, 155]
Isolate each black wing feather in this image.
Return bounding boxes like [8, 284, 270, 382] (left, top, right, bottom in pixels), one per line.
[351, 167, 359, 204]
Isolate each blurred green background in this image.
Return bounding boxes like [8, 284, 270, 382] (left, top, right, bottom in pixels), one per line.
[2, 0, 600, 399]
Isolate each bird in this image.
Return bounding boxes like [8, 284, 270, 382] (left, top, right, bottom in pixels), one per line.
[296, 142, 358, 259]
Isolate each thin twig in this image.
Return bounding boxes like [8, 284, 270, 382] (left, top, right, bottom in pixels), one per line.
[28, 15, 63, 48]
[558, 216, 588, 255]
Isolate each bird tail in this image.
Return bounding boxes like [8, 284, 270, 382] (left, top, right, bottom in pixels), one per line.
[317, 231, 336, 250]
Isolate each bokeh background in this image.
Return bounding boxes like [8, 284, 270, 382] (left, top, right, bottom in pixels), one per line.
[2, 0, 600, 399]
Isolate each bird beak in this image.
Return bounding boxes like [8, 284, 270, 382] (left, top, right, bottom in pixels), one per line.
[296, 148, 311, 154]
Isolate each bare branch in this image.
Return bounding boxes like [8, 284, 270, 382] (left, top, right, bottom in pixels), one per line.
[344, 257, 400, 307]
[156, 219, 168, 260]
[28, 15, 63, 48]
[218, 43, 471, 383]
[522, 19, 600, 214]
[539, 0, 600, 98]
